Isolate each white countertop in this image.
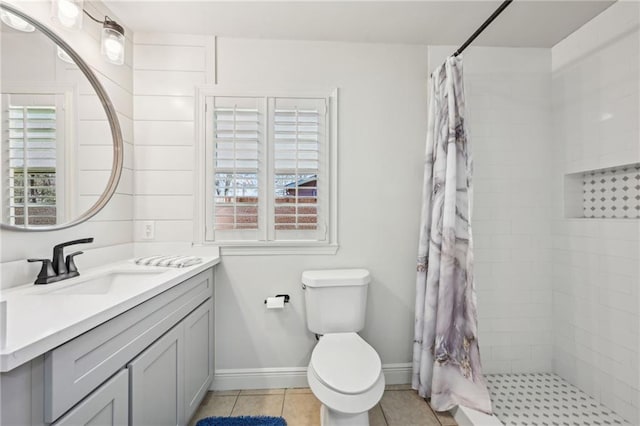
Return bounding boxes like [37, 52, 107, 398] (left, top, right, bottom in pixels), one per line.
[0, 255, 220, 372]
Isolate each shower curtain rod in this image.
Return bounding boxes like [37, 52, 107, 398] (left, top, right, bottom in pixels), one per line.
[453, 0, 514, 56]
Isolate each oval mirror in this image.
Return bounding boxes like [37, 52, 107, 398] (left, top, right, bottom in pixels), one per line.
[0, 2, 122, 231]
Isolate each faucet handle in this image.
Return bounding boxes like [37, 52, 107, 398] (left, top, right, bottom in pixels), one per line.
[27, 259, 56, 285]
[65, 251, 84, 275]
[52, 238, 94, 276]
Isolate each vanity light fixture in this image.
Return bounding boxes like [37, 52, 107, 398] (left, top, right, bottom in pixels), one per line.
[84, 10, 125, 65]
[0, 9, 35, 32]
[49, 0, 125, 65]
[51, 0, 83, 30]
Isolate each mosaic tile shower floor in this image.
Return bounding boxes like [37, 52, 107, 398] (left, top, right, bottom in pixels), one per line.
[486, 373, 630, 426]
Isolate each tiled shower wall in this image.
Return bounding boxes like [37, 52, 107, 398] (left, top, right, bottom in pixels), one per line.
[551, 2, 640, 423]
[428, 46, 553, 375]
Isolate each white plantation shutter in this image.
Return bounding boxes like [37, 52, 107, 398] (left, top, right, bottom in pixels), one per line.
[207, 96, 265, 240]
[271, 97, 326, 241]
[2, 95, 62, 226]
[205, 92, 334, 246]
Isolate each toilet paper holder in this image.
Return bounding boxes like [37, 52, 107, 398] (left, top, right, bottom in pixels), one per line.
[264, 294, 290, 304]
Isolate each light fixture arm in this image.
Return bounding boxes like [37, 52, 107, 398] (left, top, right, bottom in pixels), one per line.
[82, 9, 124, 36]
[82, 9, 103, 24]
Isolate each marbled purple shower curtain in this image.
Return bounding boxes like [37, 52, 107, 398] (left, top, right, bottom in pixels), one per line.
[411, 56, 492, 414]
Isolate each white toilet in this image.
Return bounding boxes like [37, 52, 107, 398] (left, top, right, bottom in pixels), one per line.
[302, 269, 385, 426]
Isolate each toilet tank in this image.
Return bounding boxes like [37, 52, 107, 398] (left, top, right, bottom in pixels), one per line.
[302, 269, 370, 334]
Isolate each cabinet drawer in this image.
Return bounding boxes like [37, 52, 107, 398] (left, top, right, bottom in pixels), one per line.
[44, 268, 213, 423]
[53, 369, 128, 426]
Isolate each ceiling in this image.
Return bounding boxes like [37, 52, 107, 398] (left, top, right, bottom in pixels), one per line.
[103, 0, 615, 47]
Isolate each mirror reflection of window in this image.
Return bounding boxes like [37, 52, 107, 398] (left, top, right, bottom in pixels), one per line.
[0, 4, 123, 231]
[2, 93, 67, 226]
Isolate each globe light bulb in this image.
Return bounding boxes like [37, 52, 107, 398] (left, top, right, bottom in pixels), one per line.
[101, 20, 125, 65]
[51, 0, 83, 30]
[57, 0, 80, 28]
[0, 10, 35, 32]
[104, 38, 123, 61]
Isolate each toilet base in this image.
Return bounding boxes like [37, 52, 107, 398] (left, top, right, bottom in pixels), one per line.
[320, 404, 369, 426]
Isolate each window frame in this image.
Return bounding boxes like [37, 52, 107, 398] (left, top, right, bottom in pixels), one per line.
[1, 85, 75, 226]
[194, 88, 338, 255]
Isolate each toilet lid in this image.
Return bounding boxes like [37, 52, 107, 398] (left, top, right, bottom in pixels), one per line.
[310, 333, 382, 395]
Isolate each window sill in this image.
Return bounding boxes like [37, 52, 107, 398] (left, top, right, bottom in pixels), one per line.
[196, 242, 339, 256]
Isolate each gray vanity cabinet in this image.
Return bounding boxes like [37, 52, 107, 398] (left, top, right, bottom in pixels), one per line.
[0, 267, 215, 426]
[129, 325, 184, 426]
[52, 369, 128, 426]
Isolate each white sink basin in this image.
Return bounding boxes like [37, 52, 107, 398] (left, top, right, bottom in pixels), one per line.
[29, 269, 167, 296]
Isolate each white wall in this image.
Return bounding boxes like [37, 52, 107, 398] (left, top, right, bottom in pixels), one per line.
[428, 46, 554, 375]
[132, 33, 211, 247]
[551, 2, 640, 423]
[133, 35, 429, 382]
[0, 0, 134, 289]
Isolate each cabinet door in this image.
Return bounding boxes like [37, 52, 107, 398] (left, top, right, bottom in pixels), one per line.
[129, 325, 184, 426]
[53, 369, 128, 426]
[183, 301, 214, 422]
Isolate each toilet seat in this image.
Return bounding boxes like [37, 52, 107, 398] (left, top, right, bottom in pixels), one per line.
[310, 333, 382, 395]
[308, 365, 385, 416]
[307, 332, 385, 416]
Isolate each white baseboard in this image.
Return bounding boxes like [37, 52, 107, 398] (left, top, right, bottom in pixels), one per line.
[212, 363, 412, 391]
[212, 367, 308, 391]
[381, 363, 413, 385]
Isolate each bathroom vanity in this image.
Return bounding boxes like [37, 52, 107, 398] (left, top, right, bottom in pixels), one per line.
[0, 257, 219, 426]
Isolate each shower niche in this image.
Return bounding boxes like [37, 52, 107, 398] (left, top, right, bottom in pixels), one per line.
[564, 163, 640, 219]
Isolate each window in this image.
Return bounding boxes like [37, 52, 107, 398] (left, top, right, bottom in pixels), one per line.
[1, 93, 66, 226]
[202, 90, 337, 252]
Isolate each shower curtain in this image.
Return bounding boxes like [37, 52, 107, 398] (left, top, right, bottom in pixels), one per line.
[411, 56, 492, 414]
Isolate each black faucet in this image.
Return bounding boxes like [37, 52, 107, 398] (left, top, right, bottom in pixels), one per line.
[28, 238, 94, 285]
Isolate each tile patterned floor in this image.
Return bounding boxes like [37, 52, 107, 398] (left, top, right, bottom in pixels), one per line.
[487, 373, 630, 426]
[190, 385, 457, 426]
